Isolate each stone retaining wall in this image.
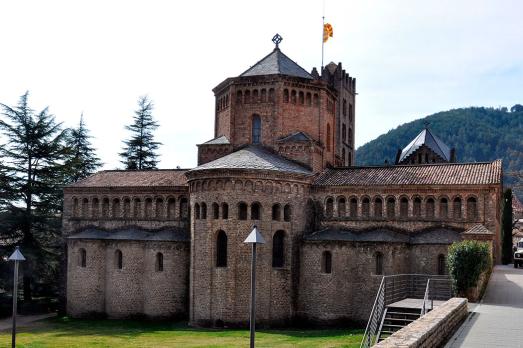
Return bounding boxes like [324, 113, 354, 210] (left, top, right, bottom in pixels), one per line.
[375, 297, 468, 348]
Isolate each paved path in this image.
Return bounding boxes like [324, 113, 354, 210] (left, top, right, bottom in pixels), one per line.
[446, 265, 523, 348]
[0, 313, 56, 331]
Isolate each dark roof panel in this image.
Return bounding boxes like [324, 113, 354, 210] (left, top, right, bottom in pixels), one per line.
[240, 48, 313, 79]
[314, 160, 502, 186]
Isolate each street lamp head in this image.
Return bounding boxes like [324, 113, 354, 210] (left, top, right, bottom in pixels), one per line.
[243, 225, 266, 244]
[8, 246, 25, 262]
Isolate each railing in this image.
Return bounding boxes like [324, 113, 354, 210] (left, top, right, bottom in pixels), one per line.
[360, 274, 452, 348]
[360, 276, 385, 348]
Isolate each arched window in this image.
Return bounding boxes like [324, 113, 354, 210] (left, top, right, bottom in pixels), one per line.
[374, 197, 383, 218]
[252, 89, 258, 102]
[251, 202, 261, 220]
[321, 251, 332, 274]
[342, 124, 347, 142]
[272, 204, 281, 221]
[326, 123, 331, 152]
[426, 198, 435, 218]
[156, 252, 164, 272]
[194, 203, 200, 219]
[236, 91, 243, 104]
[79, 248, 86, 268]
[348, 128, 353, 144]
[325, 197, 334, 218]
[348, 152, 352, 166]
[81, 198, 89, 218]
[413, 197, 422, 217]
[440, 198, 448, 218]
[123, 198, 131, 218]
[467, 197, 478, 220]
[216, 230, 227, 267]
[155, 198, 164, 218]
[362, 197, 370, 217]
[386, 197, 395, 218]
[167, 198, 176, 219]
[252, 114, 261, 144]
[338, 197, 346, 217]
[102, 198, 109, 218]
[453, 197, 462, 219]
[115, 249, 123, 269]
[272, 230, 285, 268]
[238, 202, 248, 220]
[221, 203, 229, 219]
[244, 90, 250, 103]
[73, 198, 79, 217]
[145, 198, 153, 218]
[283, 89, 289, 103]
[284, 204, 291, 222]
[92, 198, 100, 218]
[180, 197, 189, 220]
[291, 90, 297, 104]
[342, 148, 346, 164]
[349, 198, 358, 217]
[313, 93, 319, 106]
[375, 252, 383, 275]
[306, 92, 311, 106]
[261, 89, 267, 102]
[111, 198, 120, 218]
[132, 198, 141, 219]
[201, 203, 207, 219]
[438, 254, 446, 275]
[212, 203, 219, 219]
[343, 98, 347, 116]
[268, 88, 275, 102]
[400, 197, 409, 218]
[299, 91, 304, 104]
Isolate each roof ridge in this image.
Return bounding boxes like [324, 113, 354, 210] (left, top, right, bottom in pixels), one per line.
[329, 160, 498, 170]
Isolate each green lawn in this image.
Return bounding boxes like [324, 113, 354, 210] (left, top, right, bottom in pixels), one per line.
[0, 317, 363, 347]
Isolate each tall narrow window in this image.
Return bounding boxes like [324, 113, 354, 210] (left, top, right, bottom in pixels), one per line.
[221, 203, 229, 219]
[325, 197, 334, 218]
[123, 198, 131, 218]
[180, 198, 189, 220]
[440, 198, 448, 218]
[145, 198, 153, 218]
[374, 197, 383, 218]
[272, 204, 281, 221]
[306, 92, 311, 106]
[299, 91, 304, 104]
[216, 230, 227, 267]
[321, 251, 332, 274]
[349, 198, 358, 218]
[92, 198, 100, 218]
[438, 254, 446, 275]
[283, 89, 289, 103]
[342, 124, 347, 142]
[201, 202, 207, 219]
[236, 91, 243, 104]
[326, 123, 331, 152]
[79, 248, 86, 268]
[291, 90, 297, 104]
[212, 203, 219, 219]
[413, 197, 422, 217]
[81, 198, 89, 218]
[386, 197, 395, 218]
[362, 197, 370, 217]
[338, 197, 346, 217]
[252, 114, 261, 144]
[155, 198, 164, 219]
[375, 252, 383, 275]
[400, 197, 409, 218]
[167, 198, 176, 219]
[115, 249, 123, 269]
[272, 230, 285, 268]
[73, 198, 79, 217]
[111, 198, 120, 218]
[261, 89, 267, 102]
[102, 198, 109, 218]
[284, 204, 292, 222]
[238, 202, 248, 220]
[268, 88, 275, 102]
[194, 203, 200, 219]
[251, 202, 261, 220]
[156, 252, 164, 272]
[453, 197, 462, 219]
[467, 197, 478, 220]
[426, 198, 435, 218]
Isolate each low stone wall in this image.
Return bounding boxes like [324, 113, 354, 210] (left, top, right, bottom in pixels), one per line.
[375, 297, 468, 348]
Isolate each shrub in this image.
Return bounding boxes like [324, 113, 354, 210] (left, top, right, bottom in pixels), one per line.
[447, 240, 491, 294]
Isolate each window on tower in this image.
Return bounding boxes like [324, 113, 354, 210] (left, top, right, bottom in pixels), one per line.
[252, 114, 261, 144]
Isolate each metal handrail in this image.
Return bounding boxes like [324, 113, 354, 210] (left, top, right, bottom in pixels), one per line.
[360, 276, 385, 348]
[421, 279, 431, 315]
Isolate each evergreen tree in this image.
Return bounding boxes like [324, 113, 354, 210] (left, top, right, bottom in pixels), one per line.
[0, 91, 68, 301]
[501, 188, 514, 265]
[64, 114, 102, 183]
[119, 96, 161, 170]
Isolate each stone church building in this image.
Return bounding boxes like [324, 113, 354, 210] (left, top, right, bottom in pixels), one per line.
[63, 40, 503, 326]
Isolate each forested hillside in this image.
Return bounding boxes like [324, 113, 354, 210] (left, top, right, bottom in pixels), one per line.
[356, 105, 523, 192]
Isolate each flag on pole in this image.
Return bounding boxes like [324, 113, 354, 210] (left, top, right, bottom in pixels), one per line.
[323, 23, 333, 43]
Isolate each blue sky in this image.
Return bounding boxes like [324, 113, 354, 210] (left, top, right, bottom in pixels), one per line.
[0, 0, 521, 169]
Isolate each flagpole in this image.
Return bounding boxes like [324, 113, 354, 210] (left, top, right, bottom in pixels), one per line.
[321, 15, 325, 70]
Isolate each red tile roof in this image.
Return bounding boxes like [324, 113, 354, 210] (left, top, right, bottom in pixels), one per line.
[314, 160, 502, 186]
[67, 169, 189, 188]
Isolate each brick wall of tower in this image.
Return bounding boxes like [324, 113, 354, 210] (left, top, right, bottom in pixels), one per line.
[187, 171, 311, 327]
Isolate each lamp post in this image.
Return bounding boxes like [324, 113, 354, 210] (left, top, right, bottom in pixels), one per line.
[8, 246, 26, 348]
[243, 225, 265, 348]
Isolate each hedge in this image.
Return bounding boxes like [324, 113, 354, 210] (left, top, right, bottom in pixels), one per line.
[447, 240, 491, 295]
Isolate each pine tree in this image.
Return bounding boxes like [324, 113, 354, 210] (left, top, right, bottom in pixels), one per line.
[0, 91, 68, 301]
[119, 96, 161, 170]
[501, 188, 514, 265]
[64, 114, 102, 183]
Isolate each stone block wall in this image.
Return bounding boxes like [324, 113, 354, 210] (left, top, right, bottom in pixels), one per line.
[375, 297, 468, 348]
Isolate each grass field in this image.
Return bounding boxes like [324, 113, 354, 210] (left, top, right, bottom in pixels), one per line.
[0, 317, 364, 347]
